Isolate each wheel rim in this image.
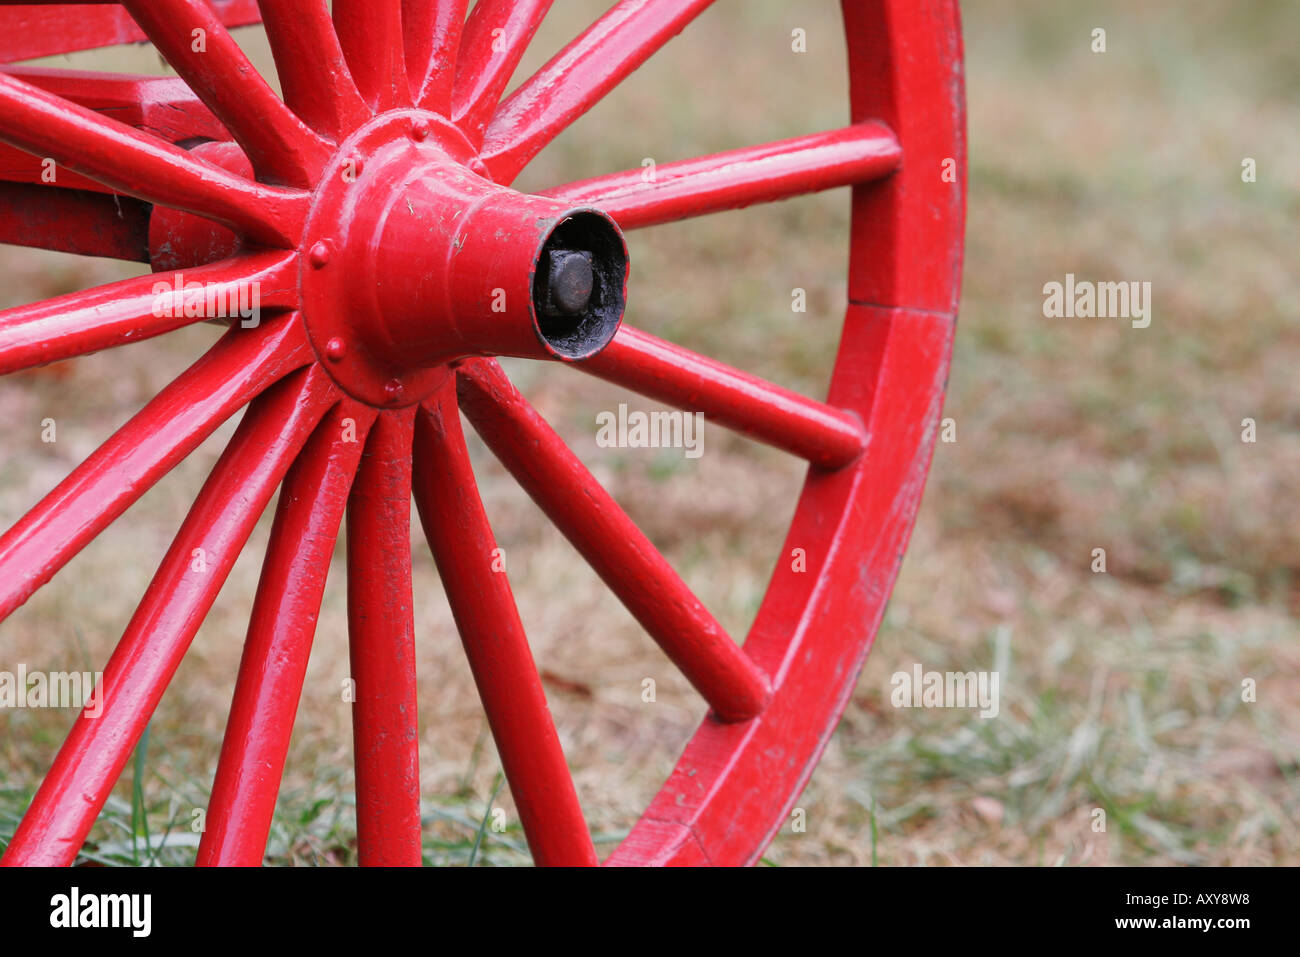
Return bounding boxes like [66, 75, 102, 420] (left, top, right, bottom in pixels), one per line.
[0, 0, 965, 866]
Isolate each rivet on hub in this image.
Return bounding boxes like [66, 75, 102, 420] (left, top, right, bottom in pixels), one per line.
[324, 336, 347, 361]
[383, 379, 404, 403]
[309, 241, 331, 269]
[411, 119, 430, 142]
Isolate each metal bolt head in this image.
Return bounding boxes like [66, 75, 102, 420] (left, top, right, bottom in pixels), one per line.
[541, 250, 595, 317]
[383, 378, 404, 402]
[412, 119, 430, 141]
[309, 241, 331, 268]
[324, 336, 347, 361]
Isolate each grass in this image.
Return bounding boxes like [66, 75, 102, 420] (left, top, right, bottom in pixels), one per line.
[1, 0, 1297, 866]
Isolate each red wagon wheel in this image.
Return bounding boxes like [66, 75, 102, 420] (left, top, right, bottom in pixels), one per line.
[0, 0, 964, 866]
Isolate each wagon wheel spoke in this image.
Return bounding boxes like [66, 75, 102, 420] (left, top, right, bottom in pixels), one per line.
[0, 250, 297, 378]
[404, 0, 468, 114]
[457, 359, 771, 722]
[256, 0, 369, 141]
[346, 409, 422, 867]
[0, 67, 227, 191]
[0, 368, 338, 867]
[544, 123, 902, 230]
[452, 0, 554, 144]
[334, 0, 411, 114]
[120, 0, 331, 186]
[0, 183, 150, 261]
[577, 325, 866, 470]
[480, 0, 716, 183]
[0, 72, 307, 246]
[200, 402, 377, 867]
[0, 312, 314, 624]
[413, 383, 598, 866]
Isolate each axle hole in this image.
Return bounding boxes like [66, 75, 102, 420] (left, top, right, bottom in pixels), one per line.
[532, 211, 627, 360]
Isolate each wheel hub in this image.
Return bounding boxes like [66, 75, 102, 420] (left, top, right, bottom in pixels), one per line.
[298, 110, 629, 407]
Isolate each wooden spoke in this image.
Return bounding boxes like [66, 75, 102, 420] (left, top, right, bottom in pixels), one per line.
[543, 124, 901, 229]
[404, 0, 468, 114]
[0, 250, 298, 378]
[481, 0, 715, 183]
[333, 0, 411, 113]
[457, 359, 771, 721]
[413, 383, 597, 866]
[452, 0, 554, 143]
[1, 367, 339, 867]
[579, 325, 867, 469]
[0, 71, 307, 245]
[120, 0, 331, 186]
[0, 312, 314, 623]
[346, 409, 422, 866]
[257, 0, 369, 140]
[0, 66, 226, 191]
[199, 402, 377, 866]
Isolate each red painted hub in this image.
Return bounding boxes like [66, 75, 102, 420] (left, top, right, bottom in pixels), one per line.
[299, 110, 629, 407]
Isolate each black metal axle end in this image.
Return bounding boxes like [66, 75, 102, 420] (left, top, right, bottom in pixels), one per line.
[540, 249, 595, 317]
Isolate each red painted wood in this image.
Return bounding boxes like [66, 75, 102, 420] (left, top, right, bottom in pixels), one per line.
[452, 0, 553, 144]
[842, 0, 967, 314]
[413, 383, 598, 866]
[0, 71, 307, 246]
[0, 68, 227, 193]
[0, 249, 297, 377]
[334, 0, 410, 114]
[457, 358, 772, 722]
[0, 0, 965, 868]
[0, 1, 262, 64]
[199, 402, 376, 866]
[542, 124, 901, 230]
[480, 0, 716, 184]
[0, 312, 314, 623]
[146, 142, 250, 271]
[347, 409, 423, 867]
[404, 0, 467, 114]
[606, 304, 957, 865]
[0, 182, 149, 260]
[607, 0, 967, 865]
[120, 0, 329, 187]
[258, 0, 368, 142]
[580, 325, 867, 469]
[1, 368, 338, 866]
[0, 67, 227, 144]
